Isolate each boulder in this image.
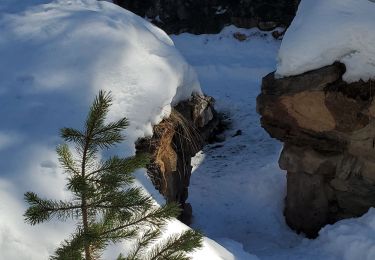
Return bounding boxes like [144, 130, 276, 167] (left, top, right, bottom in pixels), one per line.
[257, 62, 375, 237]
[136, 95, 219, 224]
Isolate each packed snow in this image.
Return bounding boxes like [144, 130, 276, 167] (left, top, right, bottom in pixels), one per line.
[276, 0, 375, 82]
[172, 26, 300, 259]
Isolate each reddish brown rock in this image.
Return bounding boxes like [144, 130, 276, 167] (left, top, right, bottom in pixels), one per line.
[257, 62, 375, 238]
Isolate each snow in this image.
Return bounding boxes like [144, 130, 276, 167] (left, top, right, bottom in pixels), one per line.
[2, 0, 375, 259]
[0, 0, 224, 259]
[276, 0, 375, 82]
[172, 26, 301, 259]
[272, 208, 375, 260]
[0, 0, 203, 174]
[0, 0, 202, 147]
[173, 25, 375, 260]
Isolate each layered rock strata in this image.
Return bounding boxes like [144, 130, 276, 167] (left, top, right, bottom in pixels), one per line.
[257, 62, 375, 237]
[136, 95, 218, 224]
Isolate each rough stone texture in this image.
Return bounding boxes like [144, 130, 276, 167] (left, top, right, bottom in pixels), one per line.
[257, 62, 375, 238]
[136, 95, 219, 224]
[113, 0, 300, 34]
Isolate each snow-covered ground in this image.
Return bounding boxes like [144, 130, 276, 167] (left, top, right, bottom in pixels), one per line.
[172, 27, 301, 259]
[172, 25, 375, 260]
[2, 0, 375, 259]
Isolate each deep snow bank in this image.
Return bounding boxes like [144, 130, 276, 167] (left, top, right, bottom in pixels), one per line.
[276, 208, 375, 260]
[0, 0, 201, 147]
[0, 0, 220, 259]
[310, 208, 375, 260]
[276, 0, 375, 82]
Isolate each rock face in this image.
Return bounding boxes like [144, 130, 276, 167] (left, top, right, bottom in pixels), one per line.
[136, 95, 218, 224]
[257, 62, 375, 238]
[113, 0, 300, 34]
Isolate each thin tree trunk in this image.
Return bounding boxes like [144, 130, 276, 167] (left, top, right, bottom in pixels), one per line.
[81, 134, 92, 260]
[82, 198, 92, 260]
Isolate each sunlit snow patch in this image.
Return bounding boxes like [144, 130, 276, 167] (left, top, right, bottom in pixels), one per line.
[276, 0, 375, 82]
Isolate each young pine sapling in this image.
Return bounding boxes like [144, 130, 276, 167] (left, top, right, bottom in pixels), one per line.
[24, 90, 202, 260]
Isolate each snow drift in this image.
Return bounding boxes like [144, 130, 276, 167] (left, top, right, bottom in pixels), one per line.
[0, 0, 201, 148]
[0, 0, 226, 259]
[275, 208, 375, 260]
[276, 0, 375, 82]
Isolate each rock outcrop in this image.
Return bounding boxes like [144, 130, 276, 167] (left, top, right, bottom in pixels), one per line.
[113, 0, 300, 34]
[136, 95, 219, 224]
[257, 62, 375, 238]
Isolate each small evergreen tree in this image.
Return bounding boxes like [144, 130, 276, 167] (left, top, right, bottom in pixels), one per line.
[24, 91, 202, 260]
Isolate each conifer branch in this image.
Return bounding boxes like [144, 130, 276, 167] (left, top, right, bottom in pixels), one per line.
[147, 230, 203, 260]
[86, 154, 149, 184]
[101, 203, 180, 237]
[50, 231, 85, 260]
[85, 90, 112, 136]
[24, 192, 81, 225]
[120, 229, 161, 260]
[24, 90, 202, 259]
[91, 188, 153, 212]
[92, 117, 129, 139]
[60, 128, 85, 145]
[57, 144, 80, 176]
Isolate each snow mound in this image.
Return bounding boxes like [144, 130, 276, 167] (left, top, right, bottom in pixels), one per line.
[284, 208, 375, 260]
[276, 0, 375, 82]
[312, 208, 375, 260]
[0, 0, 201, 150]
[0, 0, 212, 259]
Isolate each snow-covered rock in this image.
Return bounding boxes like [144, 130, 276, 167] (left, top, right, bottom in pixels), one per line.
[0, 0, 201, 148]
[276, 0, 375, 82]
